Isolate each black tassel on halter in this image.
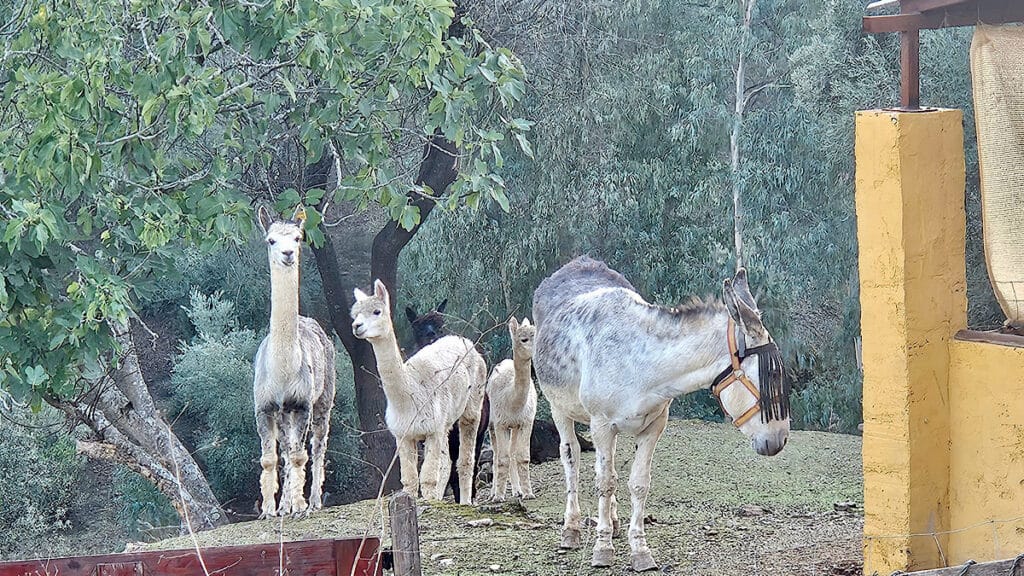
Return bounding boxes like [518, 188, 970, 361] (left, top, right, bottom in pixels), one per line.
[755, 343, 789, 422]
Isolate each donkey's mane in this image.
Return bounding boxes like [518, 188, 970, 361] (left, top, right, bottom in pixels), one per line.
[668, 296, 727, 319]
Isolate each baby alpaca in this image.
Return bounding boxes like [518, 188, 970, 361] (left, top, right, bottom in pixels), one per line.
[487, 316, 537, 500]
[351, 280, 487, 503]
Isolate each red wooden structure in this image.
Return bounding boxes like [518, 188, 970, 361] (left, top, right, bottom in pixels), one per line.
[0, 537, 382, 576]
[863, 0, 1024, 110]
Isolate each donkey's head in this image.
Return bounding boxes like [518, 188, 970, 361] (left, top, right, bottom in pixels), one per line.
[405, 299, 447, 350]
[257, 205, 306, 269]
[351, 279, 392, 340]
[713, 268, 790, 457]
[508, 316, 536, 362]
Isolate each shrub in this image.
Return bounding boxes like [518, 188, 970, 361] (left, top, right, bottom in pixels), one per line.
[0, 407, 83, 554]
[169, 290, 363, 513]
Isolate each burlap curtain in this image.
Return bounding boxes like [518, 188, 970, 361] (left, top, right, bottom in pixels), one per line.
[970, 25, 1024, 329]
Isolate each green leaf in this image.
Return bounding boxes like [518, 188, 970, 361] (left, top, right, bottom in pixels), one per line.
[513, 132, 534, 159]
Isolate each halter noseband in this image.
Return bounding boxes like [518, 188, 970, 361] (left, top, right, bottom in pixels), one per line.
[710, 318, 783, 427]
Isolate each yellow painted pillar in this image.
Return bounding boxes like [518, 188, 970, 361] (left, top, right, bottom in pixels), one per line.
[855, 109, 967, 574]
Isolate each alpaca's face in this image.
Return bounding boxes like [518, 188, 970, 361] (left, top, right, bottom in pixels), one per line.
[264, 222, 304, 269]
[509, 317, 536, 361]
[351, 279, 392, 340]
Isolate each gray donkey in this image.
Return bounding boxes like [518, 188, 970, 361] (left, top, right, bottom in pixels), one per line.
[533, 256, 790, 571]
[253, 206, 336, 518]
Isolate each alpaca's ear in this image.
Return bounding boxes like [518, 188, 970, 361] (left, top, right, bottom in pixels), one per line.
[436, 299, 447, 314]
[508, 316, 519, 335]
[257, 206, 274, 234]
[522, 317, 532, 328]
[292, 205, 307, 228]
[373, 279, 390, 308]
[405, 306, 418, 324]
[354, 287, 369, 302]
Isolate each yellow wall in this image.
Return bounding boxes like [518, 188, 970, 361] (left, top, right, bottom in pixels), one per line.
[948, 340, 1024, 563]
[857, 108, 1024, 573]
[857, 109, 966, 574]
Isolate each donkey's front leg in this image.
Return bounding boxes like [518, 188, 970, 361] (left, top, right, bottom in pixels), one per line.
[627, 403, 670, 572]
[552, 410, 582, 549]
[590, 421, 618, 567]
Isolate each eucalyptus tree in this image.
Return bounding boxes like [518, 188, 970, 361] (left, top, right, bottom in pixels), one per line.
[0, 0, 529, 528]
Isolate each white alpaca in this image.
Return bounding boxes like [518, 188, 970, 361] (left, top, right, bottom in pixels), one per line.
[253, 206, 336, 518]
[350, 280, 486, 503]
[487, 316, 537, 501]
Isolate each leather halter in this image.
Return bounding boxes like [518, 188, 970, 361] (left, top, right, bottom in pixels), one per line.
[710, 318, 779, 427]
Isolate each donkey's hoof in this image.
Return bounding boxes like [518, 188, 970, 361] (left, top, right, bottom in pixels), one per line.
[630, 551, 658, 572]
[591, 547, 615, 567]
[560, 528, 581, 549]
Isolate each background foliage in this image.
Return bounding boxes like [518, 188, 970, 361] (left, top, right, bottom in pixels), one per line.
[0, 0, 1006, 555]
[0, 409, 83, 555]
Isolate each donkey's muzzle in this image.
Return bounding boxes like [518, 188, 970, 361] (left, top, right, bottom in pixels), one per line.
[753, 429, 788, 457]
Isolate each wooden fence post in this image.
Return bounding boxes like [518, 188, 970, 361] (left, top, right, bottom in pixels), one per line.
[388, 491, 421, 576]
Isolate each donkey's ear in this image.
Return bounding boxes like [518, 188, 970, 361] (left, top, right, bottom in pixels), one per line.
[373, 279, 390, 309]
[257, 206, 274, 234]
[723, 278, 741, 323]
[354, 287, 369, 302]
[436, 299, 448, 314]
[405, 306, 418, 324]
[724, 277, 761, 329]
[292, 205, 307, 227]
[732, 268, 757, 310]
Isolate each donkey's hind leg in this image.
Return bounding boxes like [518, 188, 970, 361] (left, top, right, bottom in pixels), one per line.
[552, 409, 582, 549]
[627, 402, 670, 572]
[589, 420, 618, 567]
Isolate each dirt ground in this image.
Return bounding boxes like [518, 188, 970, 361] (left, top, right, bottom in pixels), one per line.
[147, 420, 863, 576]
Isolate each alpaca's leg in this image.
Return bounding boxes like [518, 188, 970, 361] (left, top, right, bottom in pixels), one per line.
[437, 432, 454, 502]
[490, 424, 510, 502]
[515, 420, 534, 499]
[589, 420, 618, 567]
[552, 409, 582, 549]
[306, 410, 330, 513]
[256, 409, 281, 519]
[626, 403, 670, 572]
[456, 416, 479, 505]
[508, 425, 523, 497]
[397, 436, 420, 497]
[279, 406, 310, 516]
[420, 433, 443, 501]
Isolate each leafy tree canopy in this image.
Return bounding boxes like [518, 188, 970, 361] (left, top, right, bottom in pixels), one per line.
[0, 0, 530, 408]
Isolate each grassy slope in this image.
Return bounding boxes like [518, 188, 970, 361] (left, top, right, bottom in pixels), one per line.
[148, 420, 863, 575]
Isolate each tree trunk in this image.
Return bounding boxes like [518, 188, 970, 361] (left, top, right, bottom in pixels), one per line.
[730, 0, 756, 270]
[51, 322, 226, 532]
[311, 134, 459, 498]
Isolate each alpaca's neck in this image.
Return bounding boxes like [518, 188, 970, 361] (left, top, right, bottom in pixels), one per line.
[510, 354, 533, 405]
[641, 309, 732, 399]
[366, 327, 409, 402]
[268, 265, 301, 371]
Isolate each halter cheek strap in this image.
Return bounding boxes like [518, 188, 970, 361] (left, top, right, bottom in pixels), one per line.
[710, 318, 776, 428]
